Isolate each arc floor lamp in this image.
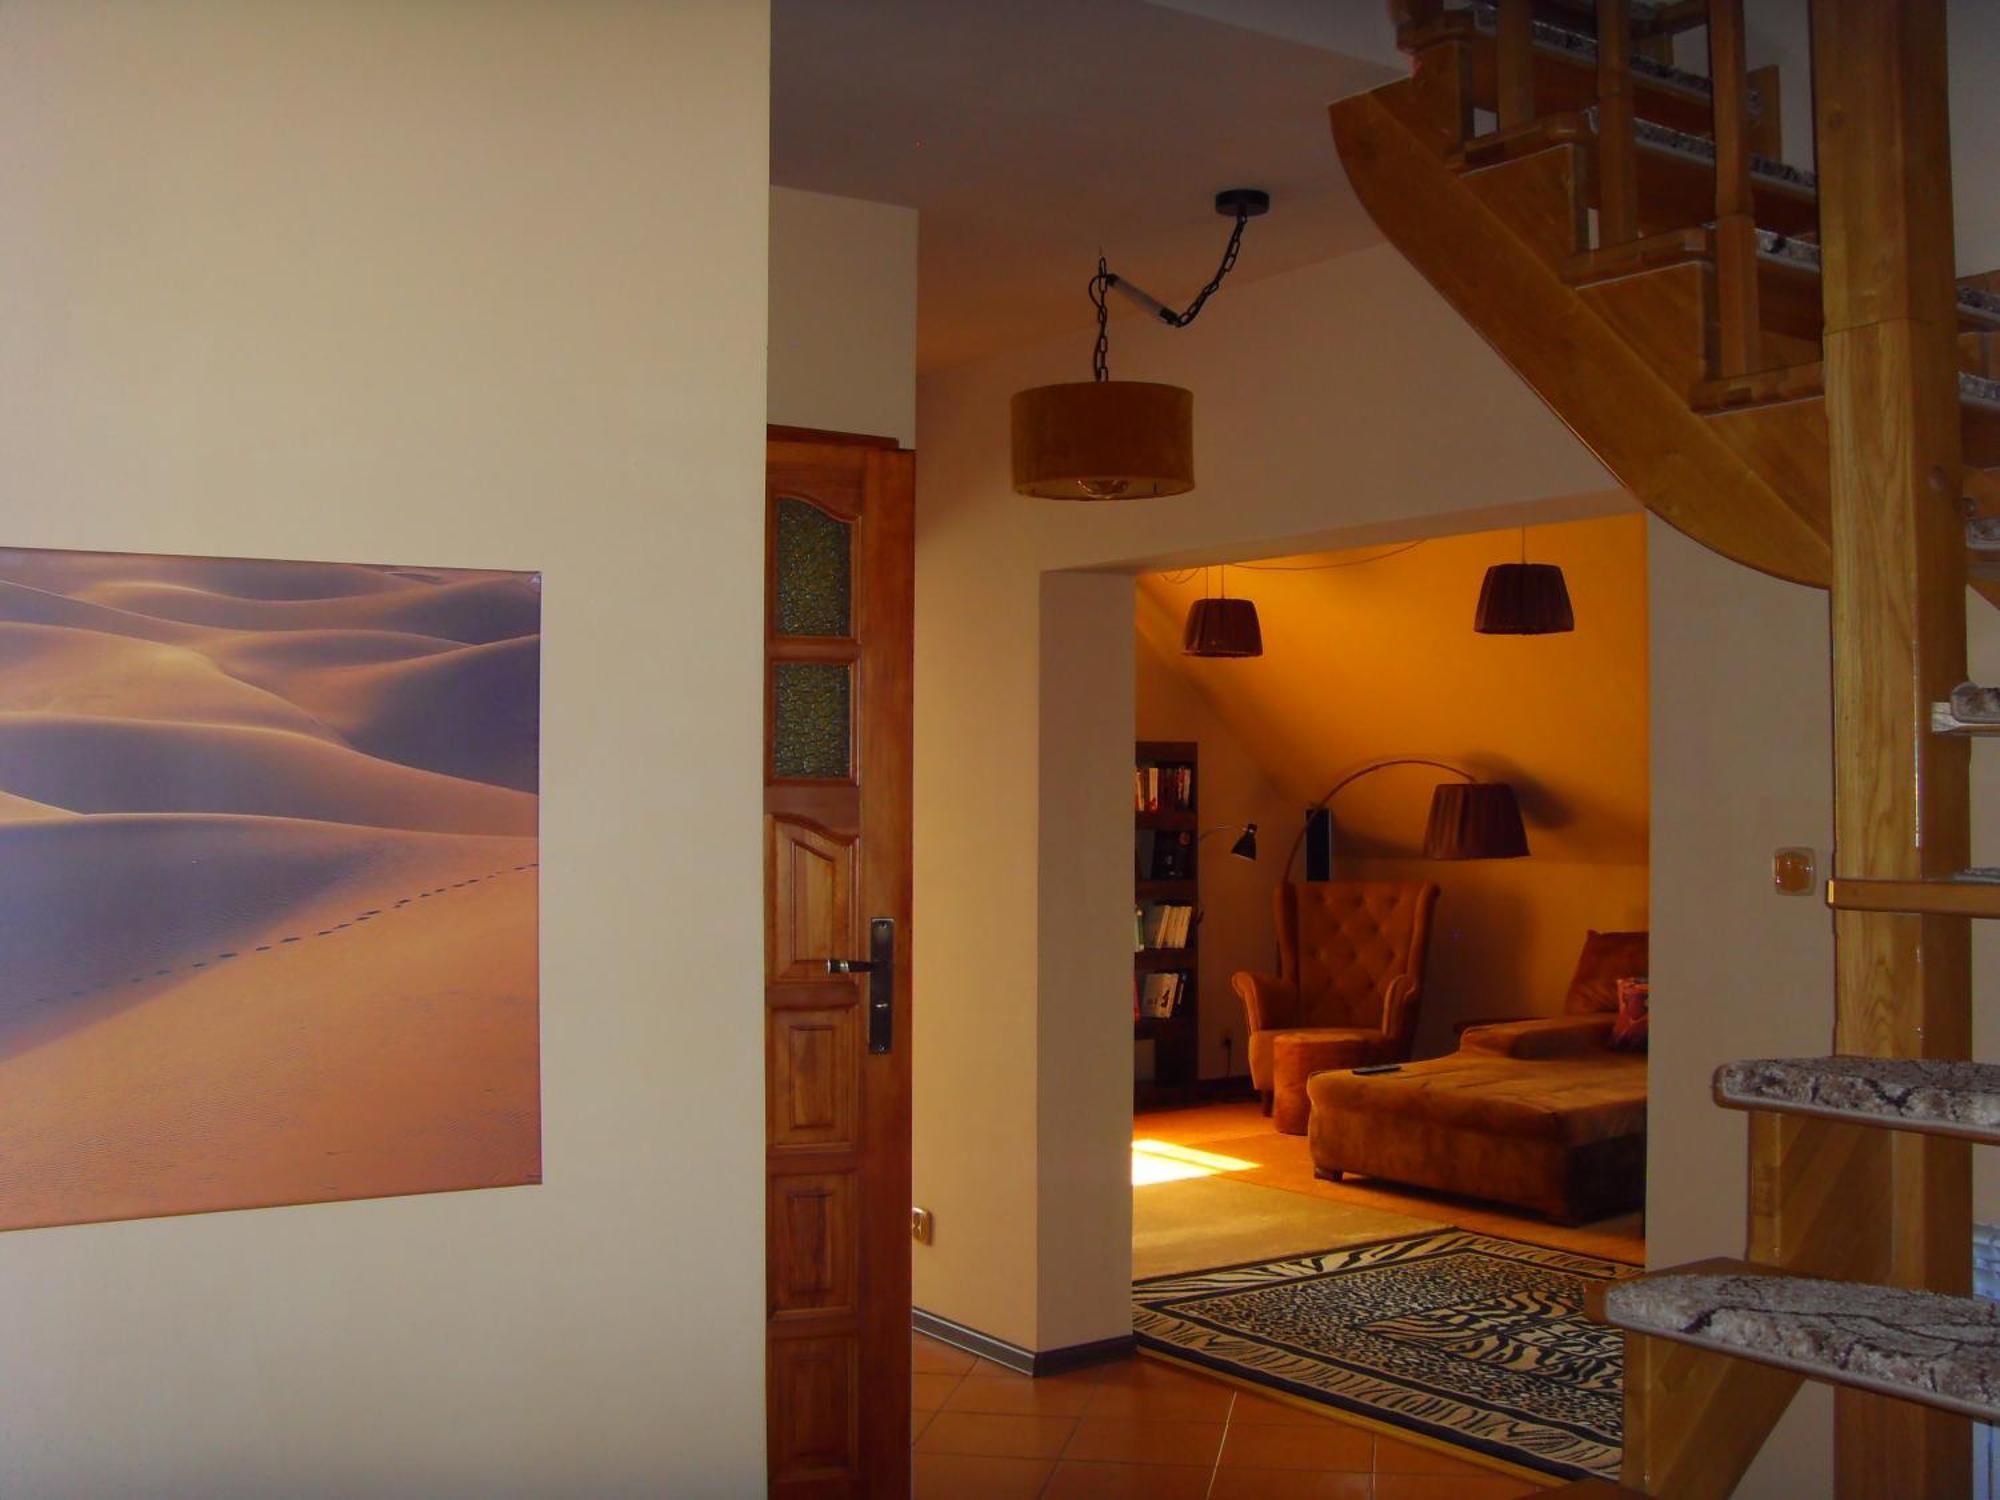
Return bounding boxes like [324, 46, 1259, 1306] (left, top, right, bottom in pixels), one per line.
[1284, 758, 1529, 882]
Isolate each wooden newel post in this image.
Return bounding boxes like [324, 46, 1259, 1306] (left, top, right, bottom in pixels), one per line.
[1596, 0, 1637, 249]
[1812, 0, 1972, 1494]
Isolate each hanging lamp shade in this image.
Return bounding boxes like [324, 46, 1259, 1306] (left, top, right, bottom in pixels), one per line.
[1182, 596, 1262, 658]
[1010, 381, 1194, 500]
[1474, 562, 1574, 634]
[1422, 782, 1530, 860]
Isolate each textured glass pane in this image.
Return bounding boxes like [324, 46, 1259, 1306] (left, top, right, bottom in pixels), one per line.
[773, 663, 852, 779]
[774, 498, 852, 638]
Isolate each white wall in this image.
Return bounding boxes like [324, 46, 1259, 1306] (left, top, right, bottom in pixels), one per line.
[769, 186, 918, 446]
[913, 240, 1622, 1350]
[0, 3, 771, 1495]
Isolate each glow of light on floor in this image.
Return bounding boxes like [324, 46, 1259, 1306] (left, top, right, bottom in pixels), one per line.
[1131, 1139, 1258, 1186]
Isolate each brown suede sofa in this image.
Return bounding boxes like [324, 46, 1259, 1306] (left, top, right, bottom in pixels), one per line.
[1304, 931, 1647, 1225]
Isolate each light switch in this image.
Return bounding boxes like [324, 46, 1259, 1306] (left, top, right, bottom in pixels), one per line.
[1773, 847, 1817, 895]
[911, 1206, 934, 1245]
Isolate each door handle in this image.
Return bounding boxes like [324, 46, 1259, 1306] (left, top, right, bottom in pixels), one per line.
[826, 917, 896, 1054]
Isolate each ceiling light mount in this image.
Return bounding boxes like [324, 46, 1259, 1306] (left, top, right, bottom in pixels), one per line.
[1011, 187, 1271, 501]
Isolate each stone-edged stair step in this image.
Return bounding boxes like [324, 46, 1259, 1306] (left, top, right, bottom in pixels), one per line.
[1600, 1258, 2000, 1423]
[1714, 1055, 2000, 1142]
[1933, 682, 2000, 736]
[1690, 365, 2000, 463]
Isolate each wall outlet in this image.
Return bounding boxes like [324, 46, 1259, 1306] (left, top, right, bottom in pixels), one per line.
[911, 1206, 935, 1246]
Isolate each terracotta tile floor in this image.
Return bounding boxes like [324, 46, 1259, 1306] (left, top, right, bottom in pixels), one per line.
[912, 1334, 1552, 1498]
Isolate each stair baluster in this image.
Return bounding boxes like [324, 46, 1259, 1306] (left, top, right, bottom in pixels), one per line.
[1497, 0, 1535, 128]
[1596, 0, 1639, 249]
[1710, 0, 1762, 376]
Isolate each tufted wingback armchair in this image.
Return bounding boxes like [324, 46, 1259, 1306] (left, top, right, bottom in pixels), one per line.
[1232, 879, 1440, 1109]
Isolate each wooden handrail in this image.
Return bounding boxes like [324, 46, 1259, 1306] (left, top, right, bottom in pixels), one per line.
[1497, 0, 1535, 129]
[1710, 0, 1761, 376]
[1596, 0, 1638, 249]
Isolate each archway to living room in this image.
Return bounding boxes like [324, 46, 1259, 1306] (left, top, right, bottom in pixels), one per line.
[1125, 514, 1649, 1479]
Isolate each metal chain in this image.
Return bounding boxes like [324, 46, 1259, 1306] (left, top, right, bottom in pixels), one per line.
[1090, 255, 1112, 381]
[1167, 206, 1249, 329]
[1086, 207, 1251, 380]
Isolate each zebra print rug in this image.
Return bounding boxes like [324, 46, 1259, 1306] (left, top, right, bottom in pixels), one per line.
[1133, 1229, 1638, 1481]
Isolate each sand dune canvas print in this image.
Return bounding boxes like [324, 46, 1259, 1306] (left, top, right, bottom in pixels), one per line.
[0, 546, 540, 1232]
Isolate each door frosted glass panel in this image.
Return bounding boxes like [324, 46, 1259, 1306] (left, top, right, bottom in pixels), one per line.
[774, 498, 853, 638]
[772, 662, 852, 780]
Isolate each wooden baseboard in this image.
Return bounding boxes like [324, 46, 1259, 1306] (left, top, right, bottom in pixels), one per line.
[911, 1308, 1135, 1377]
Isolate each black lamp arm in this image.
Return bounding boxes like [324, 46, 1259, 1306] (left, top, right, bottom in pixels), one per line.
[1281, 759, 1479, 881]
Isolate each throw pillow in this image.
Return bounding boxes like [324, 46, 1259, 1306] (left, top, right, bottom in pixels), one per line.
[1565, 929, 1651, 1013]
[1611, 977, 1650, 1051]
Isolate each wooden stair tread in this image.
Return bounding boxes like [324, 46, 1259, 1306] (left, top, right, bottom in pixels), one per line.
[1537, 1483, 1648, 1498]
[1826, 876, 2000, 919]
[1715, 1055, 2000, 1142]
[1600, 1261, 2000, 1423]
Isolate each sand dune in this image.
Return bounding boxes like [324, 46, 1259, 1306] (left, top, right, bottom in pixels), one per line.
[198, 627, 466, 679]
[0, 789, 72, 821]
[75, 575, 541, 644]
[0, 818, 538, 1229]
[0, 622, 339, 739]
[0, 550, 427, 601]
[0, 814, 533, 1037]
[207, 636, 540, 791]
[0, 577, 210, 646]
[0, 714, 535, 834]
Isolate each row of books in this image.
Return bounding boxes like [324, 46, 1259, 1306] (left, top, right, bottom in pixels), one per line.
[1134, 970, 1191, 1019]
[1134, 902, 1195, 950]
[1135, 763, 1194, 812]
[1135, 828, 1194, 882]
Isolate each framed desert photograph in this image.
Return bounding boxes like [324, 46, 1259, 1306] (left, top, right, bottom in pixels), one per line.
[0, 546, 541, 1232]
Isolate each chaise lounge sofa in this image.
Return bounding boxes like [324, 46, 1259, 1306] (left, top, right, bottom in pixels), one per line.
[1305, 930, 1648, 1225]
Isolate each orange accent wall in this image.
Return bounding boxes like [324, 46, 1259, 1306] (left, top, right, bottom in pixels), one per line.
[1136, 513, 1650, 1066]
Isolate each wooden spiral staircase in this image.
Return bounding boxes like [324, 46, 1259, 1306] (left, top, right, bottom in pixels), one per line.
[1338, 2, 1999, 1495]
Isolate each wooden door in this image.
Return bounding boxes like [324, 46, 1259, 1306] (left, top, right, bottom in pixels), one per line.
[764, 431, 914, 1498]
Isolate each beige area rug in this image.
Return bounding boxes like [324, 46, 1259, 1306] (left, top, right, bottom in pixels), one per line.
[1132, 1174, 1444, 1280]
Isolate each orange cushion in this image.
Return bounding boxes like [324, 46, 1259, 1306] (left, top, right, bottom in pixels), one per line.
[1565, 929, 1649, 1014]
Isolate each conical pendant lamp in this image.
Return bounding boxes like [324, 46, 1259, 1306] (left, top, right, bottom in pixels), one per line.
[1475, 528, 1574, 634]
[1012, 190, 1269, 501]
[1183, 566, 1263, 658]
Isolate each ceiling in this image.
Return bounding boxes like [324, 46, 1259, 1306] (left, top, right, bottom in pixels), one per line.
[771, 0, 1401, 372]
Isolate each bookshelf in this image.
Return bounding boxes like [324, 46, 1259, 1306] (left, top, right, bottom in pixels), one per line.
[1135, 739, 1199, 1105]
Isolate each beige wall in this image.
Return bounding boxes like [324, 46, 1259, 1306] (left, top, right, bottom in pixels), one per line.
[769, 186, 918, 446]
[1645, 518, 1837, 1496]
[0, 2, 772, 1494]
[913, 240, 1623, 1350]
[1135, 517, 1650, 1068]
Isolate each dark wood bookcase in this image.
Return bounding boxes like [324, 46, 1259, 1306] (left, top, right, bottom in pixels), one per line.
[1135, 739, 1199, 1106]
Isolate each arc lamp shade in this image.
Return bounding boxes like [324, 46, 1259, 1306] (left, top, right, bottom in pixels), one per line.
[1473, 562, 1574, 634]
[1182, 596, 1262, 658]
[1010, 381, 1194, 500]
[1422, 781, 1530, 860]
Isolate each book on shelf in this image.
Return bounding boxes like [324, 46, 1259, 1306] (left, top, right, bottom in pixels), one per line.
[1133, 763, 1194, 813]
[1138, 970, 1188, 1019]
[1135, 902, 1197, 950]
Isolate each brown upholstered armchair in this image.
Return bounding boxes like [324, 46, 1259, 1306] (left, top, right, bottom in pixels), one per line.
[1232, 879, 1440, 1114]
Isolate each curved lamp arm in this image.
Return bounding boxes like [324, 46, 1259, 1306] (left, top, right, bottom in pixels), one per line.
[1281, 758, 1477, 882]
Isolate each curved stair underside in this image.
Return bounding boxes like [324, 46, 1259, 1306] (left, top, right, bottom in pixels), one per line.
[1332, 83, 1833, 586]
